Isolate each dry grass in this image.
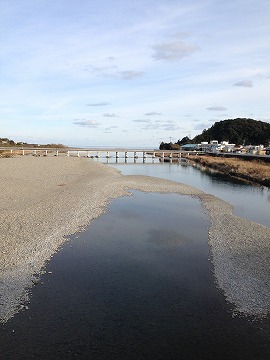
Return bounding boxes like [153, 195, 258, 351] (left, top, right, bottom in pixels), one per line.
[186, 155, 270, 187]
[0, 150, 16, 158]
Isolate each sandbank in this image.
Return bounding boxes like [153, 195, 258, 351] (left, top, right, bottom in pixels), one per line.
[0, 156, 269, 322]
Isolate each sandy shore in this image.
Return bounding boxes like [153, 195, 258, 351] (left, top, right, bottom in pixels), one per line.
[0, 156, 270, 322]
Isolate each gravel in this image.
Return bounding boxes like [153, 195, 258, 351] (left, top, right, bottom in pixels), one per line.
[0, 156, 269, 322]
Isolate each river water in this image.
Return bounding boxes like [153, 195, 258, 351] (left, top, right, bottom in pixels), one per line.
[109, 160, 270, 228]
[1, 159, 269, 359]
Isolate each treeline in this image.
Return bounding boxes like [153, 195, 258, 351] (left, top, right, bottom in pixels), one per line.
[0, 137, 65, 148]
[160, 118, 270, 149]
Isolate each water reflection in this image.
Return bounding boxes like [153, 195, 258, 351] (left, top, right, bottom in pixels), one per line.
[2, 192, 269, 359]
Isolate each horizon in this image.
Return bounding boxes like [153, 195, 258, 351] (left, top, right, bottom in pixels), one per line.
[1, 0, 270, 147]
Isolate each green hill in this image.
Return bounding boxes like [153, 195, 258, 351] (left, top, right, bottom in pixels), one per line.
[160, 118, 270, 149]
[192, 118, 270, 146]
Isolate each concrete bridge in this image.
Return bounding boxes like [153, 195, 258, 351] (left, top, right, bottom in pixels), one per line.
[0, 147, 200, 162]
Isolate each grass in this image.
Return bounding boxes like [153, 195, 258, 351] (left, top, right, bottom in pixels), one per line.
[185, 154, 270, 187]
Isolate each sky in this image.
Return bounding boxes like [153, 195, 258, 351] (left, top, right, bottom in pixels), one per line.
[1, 0, 270, 148]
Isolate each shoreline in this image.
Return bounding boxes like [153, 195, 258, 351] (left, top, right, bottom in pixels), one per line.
[185, 154, 270, 187]
[1, 156, 270, 322]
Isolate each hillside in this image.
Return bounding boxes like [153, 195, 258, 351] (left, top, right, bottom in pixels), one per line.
[192, 118, 270, 146]
[160, 118, 270, 150]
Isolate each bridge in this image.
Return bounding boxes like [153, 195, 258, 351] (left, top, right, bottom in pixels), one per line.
[0, 147, 200, 162]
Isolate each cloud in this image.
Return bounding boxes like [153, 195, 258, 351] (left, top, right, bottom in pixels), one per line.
[145, 112, 162, 116]
[118, 71, 145, 80]
[206, 106, 227, 111]
[133, 119, 151, 123]
[137, 119, 181, 131]
[73, 120, 100, 128]
[233, 80, 253, 87]
[86, 102, 111, 106]
[194, 123, 209, 130]
[103, 113, 118, 117]
[162, 121, 181, 131]
[151, 40, 199, 61]
[105, 126, 118, 130]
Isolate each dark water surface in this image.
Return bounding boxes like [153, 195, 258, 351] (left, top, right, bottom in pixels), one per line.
[1, 191, 270, 359]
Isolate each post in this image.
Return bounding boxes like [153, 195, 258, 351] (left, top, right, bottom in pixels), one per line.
[45, 150, 48, 156]
[143, 151, 146, 163]
[77, 151, 80, 157]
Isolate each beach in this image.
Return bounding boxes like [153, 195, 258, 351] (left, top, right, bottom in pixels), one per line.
[1, 156, 270, 323]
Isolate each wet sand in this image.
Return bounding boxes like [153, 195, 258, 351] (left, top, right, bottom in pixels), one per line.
[0, 156, 270, 323]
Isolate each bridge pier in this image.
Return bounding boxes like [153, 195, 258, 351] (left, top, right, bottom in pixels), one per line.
[142, 152, 145, 163]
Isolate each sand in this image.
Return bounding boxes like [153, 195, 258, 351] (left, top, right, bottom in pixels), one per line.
[0, 156, 270, 323]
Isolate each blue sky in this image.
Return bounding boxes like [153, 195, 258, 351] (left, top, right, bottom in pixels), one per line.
[1, 0, 269, 147]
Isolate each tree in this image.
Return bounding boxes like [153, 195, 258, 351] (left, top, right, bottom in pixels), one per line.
[177, 136, 193, 146]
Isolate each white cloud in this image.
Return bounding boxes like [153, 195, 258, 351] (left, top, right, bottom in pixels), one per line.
[151, 40, 200, 61]
[233, 80, 253, 88]
[133, 119, 151, 123]
[118, 71, 145, 80]
[86, 102, 111, 107]
[73, 120, 100, 128]
[103, 113, 119, 117]
[206, 106, 227, 111]
[145, 112, 162, 116]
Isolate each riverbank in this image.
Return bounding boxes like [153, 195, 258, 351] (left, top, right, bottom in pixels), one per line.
[1, 156, 270, 323]
[185, 154, 270, 187]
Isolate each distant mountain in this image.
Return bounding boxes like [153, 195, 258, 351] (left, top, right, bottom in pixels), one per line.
[192, 118, 270, 146]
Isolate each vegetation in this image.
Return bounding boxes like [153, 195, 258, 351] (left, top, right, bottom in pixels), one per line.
[186, 154, 270, 187]
[160, 118, 270, 149]
[0, 137, 66, 148]
[159, 142, 180, 150]
[193, 118, 270, 145]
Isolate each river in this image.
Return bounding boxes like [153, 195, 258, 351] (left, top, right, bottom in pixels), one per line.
[1, 158, 269, 360]
[109, 160, 270, 228]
